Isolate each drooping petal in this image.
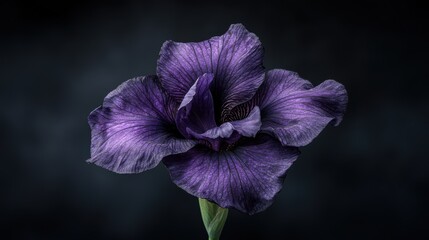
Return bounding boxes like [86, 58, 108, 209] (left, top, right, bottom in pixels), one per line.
[163, 134, 300, 215]
[88, 76, 196, 174]
[157, 24, 265, 115]
[234, 69, 348, 147]
[175, 73, 217, 139]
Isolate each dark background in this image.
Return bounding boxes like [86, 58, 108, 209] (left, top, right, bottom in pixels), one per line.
[1, 0, 427, 239]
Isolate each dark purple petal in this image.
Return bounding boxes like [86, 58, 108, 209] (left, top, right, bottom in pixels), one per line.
[176, 73, 217, 139]
[237, 69, 348, 147]
[163, 134, 300, 215]
[157, 24, 265, 115]
[88, 76, 196, 173]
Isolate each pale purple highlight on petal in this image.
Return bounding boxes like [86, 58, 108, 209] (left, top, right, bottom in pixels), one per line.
[229, 107, 261, 137]
[189, 106, 261, 140]
[163, 134, 300, 215]
[88, 76, 196, 173]
[193, 123, 234, 139]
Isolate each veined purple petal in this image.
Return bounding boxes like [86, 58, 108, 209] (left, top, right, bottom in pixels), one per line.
[157, 24, 265, 116]
[88, 76, 196, 174]
[176, 73, 217, 139]
[235, 69, 348, 147]
[189, 106, 262, 140]
[163, 134, 300, 215]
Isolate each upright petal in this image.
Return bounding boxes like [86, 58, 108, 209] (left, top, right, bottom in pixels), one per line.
[157, 24, 265, 115]
[175, 73, 217, 139]
[235, 69, 348, 147]
[88, 76, 196, 174]
[163, 134, 300, 215]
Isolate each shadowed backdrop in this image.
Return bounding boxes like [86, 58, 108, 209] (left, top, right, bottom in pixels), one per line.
[1, 0, 427, 239]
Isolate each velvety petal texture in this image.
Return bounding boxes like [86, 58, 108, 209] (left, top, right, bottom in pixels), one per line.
[88, 24, 348, 215]
[157, 24, 265, 115]
[88, 76, 196, 173]
[234, 69, 348, 147]
[163, 134, 300, 215]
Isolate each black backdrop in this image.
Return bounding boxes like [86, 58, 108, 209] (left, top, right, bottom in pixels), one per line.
[1, 0, 427, 239]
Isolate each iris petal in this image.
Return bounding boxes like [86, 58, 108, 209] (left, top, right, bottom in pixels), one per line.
[88, 76, 196, 173]
[176, 73, 217, 139]
[157, 24, 265, 116]
[234, 69, 348, 147]
[163, 134, 300, 215]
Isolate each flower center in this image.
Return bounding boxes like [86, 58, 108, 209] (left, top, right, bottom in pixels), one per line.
[175, 73, 262, 152]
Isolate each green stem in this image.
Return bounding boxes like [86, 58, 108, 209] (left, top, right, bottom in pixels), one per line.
[199, 198, 229, 240]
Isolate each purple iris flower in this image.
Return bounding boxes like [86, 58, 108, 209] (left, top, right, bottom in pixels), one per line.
[88, 24, 348, 214]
